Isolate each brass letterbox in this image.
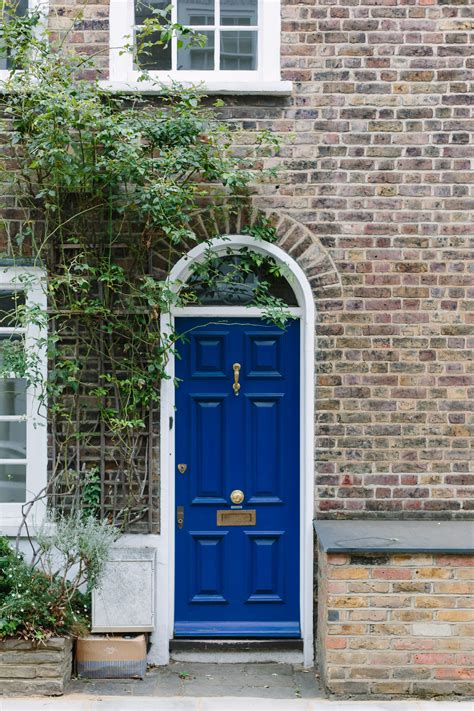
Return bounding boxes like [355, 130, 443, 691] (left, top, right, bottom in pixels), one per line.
[216, 510, 256, 526]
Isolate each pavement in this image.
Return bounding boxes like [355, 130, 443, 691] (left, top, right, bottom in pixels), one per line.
[68, 662, 323, 699]
[0, 663, 472, 710]
[0, 698, 472, 710]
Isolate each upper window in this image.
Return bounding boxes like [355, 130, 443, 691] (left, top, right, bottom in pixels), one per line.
[136, 0, 258, 72]
[0, 268, 47, 531]
[109, 0, 282, 85]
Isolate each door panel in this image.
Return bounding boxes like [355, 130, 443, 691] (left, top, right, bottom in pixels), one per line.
[245, 531, 284, 604]
[246, 334, 282, 378]
[175, 318, 300, 637]
[190, 532, 228, 604]
[246, 395, 283, 504]
[190, 396, 228, 503]
[192, 333, 227, 378]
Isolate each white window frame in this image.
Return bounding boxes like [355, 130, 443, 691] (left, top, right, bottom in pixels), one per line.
[108, 0, 291, 93]
[0, 267, 47, 534]
[0, 0, 48, 82]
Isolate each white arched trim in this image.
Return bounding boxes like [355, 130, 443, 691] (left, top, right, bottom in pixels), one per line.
[155, 236, 315, 666]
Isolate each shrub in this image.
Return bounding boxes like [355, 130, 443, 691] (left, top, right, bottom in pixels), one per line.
[0, 514, 117, 641]
[0, 541, 90, 640]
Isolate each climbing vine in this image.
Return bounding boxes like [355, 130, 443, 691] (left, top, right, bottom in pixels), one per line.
[0, 4, 292, 532]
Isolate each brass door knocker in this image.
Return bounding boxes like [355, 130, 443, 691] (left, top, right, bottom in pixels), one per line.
[232, 363, 241, 395]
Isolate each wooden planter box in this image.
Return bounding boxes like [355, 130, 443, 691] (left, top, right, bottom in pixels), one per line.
[0, 637, 72, 696]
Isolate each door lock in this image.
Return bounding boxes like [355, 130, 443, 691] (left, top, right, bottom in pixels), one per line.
[177, 506, 184, 529]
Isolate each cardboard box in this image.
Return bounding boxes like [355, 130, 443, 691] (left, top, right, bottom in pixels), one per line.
[76, 634, 147, 679]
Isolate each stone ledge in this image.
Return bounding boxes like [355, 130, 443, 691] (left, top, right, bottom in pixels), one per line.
[98, 80, 294, 96]
[314, 520, 474, 554]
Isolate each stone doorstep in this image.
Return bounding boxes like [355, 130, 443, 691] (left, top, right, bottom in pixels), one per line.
[0, 638, 72, 697]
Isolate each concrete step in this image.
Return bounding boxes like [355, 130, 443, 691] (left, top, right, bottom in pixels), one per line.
[169, 638, 304, 664]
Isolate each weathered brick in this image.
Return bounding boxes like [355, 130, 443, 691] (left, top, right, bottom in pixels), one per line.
[318, 551, 473, 696]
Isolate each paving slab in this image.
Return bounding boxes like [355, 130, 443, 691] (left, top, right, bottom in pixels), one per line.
[68, 661, 324, 699]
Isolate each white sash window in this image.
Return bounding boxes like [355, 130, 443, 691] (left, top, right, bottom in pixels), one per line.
[0, 268, 47, 533]
[109, 0, 287, 91]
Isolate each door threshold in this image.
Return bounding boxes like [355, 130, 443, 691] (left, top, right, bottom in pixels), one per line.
[169, 638, 304, 664]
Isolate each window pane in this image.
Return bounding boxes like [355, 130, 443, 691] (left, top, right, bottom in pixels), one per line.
[221, 0, 257, 26]
[220, 30, 257, 70]
[135, 0, 170, 24]
[0, 0, 29, 70]
[0, 421, 26, 458]
[14, 0, 28, 13]
[0, 291, 25, 328]
[0, 334, 24, 373]
[177, 30, 214, 70]
[134, 0, 172, 69]
[178, 0, 214, 26]
[136, 30, 172, 70]
[0, 379, 27, 416]
[184, 256, 299, 306]
[0, 464, 26, 503]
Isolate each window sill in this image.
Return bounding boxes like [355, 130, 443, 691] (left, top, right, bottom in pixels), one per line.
[99, 79, 293, 96]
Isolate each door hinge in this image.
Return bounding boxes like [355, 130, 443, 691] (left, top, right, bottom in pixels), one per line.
[169, 416, 174, 430]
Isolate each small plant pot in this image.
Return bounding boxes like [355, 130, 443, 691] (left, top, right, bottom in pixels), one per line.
[76, 634, 147, 679]
[0, 637, 72, 696]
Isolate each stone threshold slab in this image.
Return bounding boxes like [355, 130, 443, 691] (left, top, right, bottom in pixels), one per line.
[314, 519, 474, 554]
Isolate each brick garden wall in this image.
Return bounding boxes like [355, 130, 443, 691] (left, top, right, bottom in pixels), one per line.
[2, 0, 473, 519]
[317, 546, 474, 696]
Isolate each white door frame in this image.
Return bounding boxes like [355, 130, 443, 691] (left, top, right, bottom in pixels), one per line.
[157, 235, 315, 666]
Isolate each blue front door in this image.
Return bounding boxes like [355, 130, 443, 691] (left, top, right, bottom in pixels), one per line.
[174, 318, 300, 637]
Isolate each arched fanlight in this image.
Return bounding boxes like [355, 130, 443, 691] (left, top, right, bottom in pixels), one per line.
[183, 254, 298, 306]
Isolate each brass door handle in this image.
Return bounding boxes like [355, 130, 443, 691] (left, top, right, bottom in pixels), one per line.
[233, 363, 241, 396]
[230, 489, 245, 505]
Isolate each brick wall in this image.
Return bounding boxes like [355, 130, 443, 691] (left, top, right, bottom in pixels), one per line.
[2, 0, 473, 518]
[317, 546, 474, 696]
[258, 0, 474, 518]
[48, 0, 110, 77]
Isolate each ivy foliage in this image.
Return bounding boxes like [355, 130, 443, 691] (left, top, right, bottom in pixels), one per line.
[0, 3, 294, 529]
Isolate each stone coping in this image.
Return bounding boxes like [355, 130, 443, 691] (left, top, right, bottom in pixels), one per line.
[313, 519, 474, 554]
